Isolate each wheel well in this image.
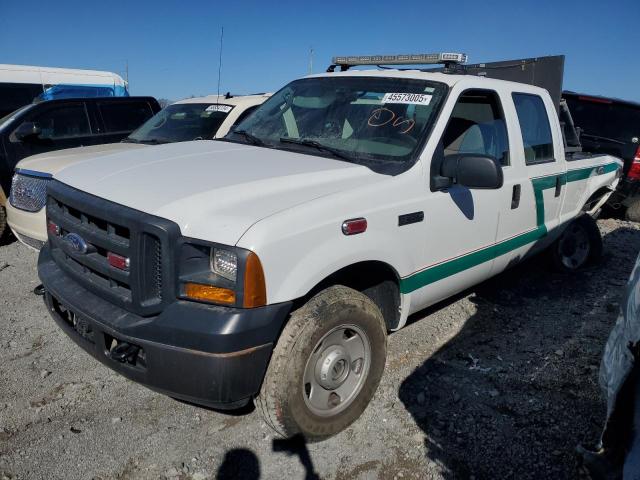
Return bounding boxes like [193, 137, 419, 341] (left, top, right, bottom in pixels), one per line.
[583, 187, 612, 212]
[299, 261, 401, 331]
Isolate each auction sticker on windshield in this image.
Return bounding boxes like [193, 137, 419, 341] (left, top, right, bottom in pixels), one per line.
[382, 93, 432, 105]
[205, 105, 233, 113]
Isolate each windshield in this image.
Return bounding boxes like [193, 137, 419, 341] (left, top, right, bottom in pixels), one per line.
[0, 104, 31, 132]
[126, 103, 233, 144]
[225, 76, 447, 173]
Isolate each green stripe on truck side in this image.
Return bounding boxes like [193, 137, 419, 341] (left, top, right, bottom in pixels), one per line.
[399, 162, 619, 294]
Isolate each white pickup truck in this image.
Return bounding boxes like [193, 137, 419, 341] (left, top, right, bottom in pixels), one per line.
[38, 53, 622, 441]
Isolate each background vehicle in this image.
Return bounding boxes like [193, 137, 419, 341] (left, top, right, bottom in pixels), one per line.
[6, 94, 269, 249]
[0, 96, 160, 240]
[563, 92, 640, 221]
[38, 53, 621, 441]
[0, 64, 128, 118]
[579, 252, 640, 479]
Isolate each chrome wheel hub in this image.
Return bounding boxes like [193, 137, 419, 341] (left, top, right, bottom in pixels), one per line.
[316, 346, 350, 390]
[302, 325, 371, 417]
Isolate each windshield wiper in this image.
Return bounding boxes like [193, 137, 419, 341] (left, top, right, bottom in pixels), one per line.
[228, 129, 265, 146]
[123, 137, 167, 145]
[279, 137, 352, 162]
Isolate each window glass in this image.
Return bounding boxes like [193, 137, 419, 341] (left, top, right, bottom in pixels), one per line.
[127, 103, 233, 143]
[231, 105, 258, 130]
[226, 77, 448, 171]
[601, 104, 640, 141]
[99, 101, 154, 133]
[30, 104, 91, 140]
[441, 90, 510, 165]
[0, 104, 31, 132]
[565, 96, 640, 143]
[513, 93, 555, 164]
[564, 96, 606, 136]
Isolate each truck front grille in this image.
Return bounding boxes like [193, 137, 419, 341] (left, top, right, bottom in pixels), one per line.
[46, 181, 179, 317]
[9, 172, 51, 212]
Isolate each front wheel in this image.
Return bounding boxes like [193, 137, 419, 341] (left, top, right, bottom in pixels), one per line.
[550, 215, 602, 272]
[256, 285, 387, 441]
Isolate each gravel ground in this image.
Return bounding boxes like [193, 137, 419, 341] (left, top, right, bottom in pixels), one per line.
[1, 218, 639, 480]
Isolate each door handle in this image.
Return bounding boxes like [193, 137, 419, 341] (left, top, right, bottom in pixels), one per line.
[511, 184, 521, 209]
[555, 176, 562, 197]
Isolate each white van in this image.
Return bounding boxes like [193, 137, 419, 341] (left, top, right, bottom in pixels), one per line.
[0, 64, 128, 118]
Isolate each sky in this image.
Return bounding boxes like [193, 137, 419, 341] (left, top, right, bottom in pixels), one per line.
[1, 0, 639, 103]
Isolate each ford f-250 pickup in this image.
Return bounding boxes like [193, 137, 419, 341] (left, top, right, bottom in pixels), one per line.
[37, 53, 623, 441]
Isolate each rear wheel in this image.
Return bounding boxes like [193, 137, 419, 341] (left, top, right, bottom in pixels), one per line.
[257, 285, 387, 441]
[625, 200, 640, 223]
[550, 215, 602, 272]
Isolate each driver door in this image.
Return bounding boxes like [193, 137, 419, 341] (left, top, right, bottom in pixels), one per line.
[9, 101, 95, 164]
[409, 88, 510, 309]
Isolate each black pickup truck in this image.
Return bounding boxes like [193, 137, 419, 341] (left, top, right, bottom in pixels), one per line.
[563, 92, 640, 221]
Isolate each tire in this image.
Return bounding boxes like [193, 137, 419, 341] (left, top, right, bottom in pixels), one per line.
[550, 214, 602, 272]
[257, 285, 387, 441]
[625, 200, 640, 223]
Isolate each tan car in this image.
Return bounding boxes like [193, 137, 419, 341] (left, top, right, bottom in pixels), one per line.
[7, 93, 270, 249]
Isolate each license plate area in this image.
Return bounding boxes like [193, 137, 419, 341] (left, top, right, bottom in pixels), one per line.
[52, 297, 95, 344]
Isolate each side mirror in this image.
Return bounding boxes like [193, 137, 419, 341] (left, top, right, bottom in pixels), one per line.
[12, 122, 41, 142]
[441, 154, 504, 189]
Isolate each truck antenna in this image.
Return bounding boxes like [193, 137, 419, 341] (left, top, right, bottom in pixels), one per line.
[216, 27, 224, 103]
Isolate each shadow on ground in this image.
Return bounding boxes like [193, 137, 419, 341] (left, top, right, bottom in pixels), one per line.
[216, 435, 319, 480]
[399, 225, 640, 479]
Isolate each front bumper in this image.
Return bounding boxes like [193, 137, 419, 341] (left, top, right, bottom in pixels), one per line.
[6, 201, 46, 250]
[38, 244, 292, 409]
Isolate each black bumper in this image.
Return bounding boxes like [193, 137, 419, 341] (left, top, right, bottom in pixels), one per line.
[38, 244, 292, 409]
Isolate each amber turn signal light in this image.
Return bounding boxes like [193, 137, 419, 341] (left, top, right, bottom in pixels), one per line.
[244, 252, 267, 308]
[184, 283, 236, 305]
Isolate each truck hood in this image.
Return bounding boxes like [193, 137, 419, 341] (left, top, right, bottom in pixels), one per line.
[17, 143, 145, 176]
[55, 140, 382, 245]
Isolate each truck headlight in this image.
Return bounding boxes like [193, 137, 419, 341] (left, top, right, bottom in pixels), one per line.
[211, 248, 237, 281]
[178, 241, 266, 308]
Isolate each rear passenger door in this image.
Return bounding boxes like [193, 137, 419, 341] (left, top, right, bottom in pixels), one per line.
[94, 100, 156, 143]
[493, 91, 566, 272]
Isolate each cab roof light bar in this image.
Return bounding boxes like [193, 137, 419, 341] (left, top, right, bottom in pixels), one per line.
[327, 52, 468, 73]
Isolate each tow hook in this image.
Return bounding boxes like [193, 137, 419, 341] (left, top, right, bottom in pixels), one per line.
[109, 342, 140, 363]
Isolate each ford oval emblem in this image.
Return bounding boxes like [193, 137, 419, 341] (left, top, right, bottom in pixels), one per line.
[63, 233, 89, 254]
